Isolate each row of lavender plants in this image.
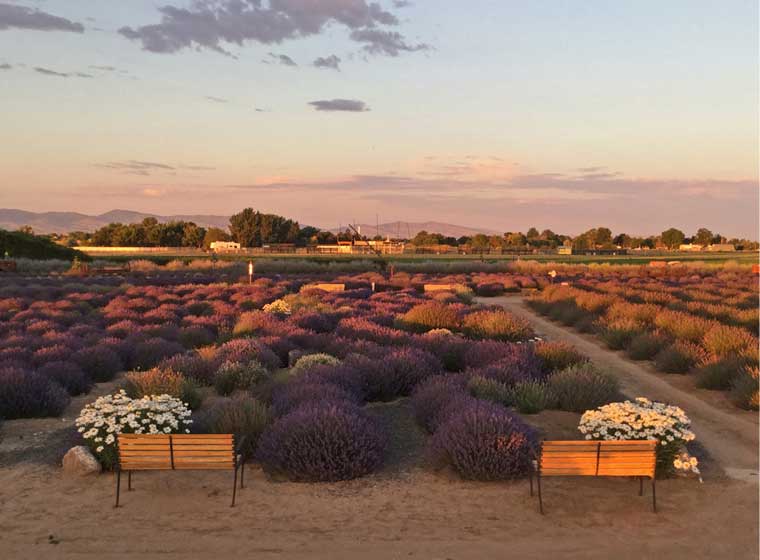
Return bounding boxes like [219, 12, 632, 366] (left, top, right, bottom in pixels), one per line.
[0, 268, 544, 421]
[0, 270, 623, 484]
[526, 275, 759, 410]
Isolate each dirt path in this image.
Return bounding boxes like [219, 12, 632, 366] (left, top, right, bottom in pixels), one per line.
[480, 295, 759, 483]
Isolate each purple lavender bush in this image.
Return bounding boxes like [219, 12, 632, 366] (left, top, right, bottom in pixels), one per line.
[257, 401, 387, 481]
[214, 338, 281, 371]
[347, 347, 441, 402]
[0, 367, 71, 419]
[73, 345, 124, 382]
[410, 373, 473, 433]
[467, 349, 545, 387]
[430, 400, 536, 480]
[270, 381, 360, 417]
[36, 361, 92, 396]
[129, 337, 186, 370]
[299, 363, 367, 401]
[159, 352, 215, 385]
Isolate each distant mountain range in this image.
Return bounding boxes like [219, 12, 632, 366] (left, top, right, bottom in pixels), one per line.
[0, 209, 501, 239]
[330, 221, 500, 239]
[0, 209, 231, 234]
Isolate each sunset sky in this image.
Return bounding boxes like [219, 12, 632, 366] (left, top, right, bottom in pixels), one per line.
[1, 0, 758, 237]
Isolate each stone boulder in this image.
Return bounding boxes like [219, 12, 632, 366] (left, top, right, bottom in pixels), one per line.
[62, 446, 101, 476]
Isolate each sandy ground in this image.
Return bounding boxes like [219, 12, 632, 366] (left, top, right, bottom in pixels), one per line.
[0, 298, 758, 559]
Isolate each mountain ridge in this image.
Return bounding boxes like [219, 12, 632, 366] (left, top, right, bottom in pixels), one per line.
[0, 209, 500, 238]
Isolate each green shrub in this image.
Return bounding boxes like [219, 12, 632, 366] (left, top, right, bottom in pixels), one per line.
[654, 342, 703, 374]
[702, 324, 758, 359]
[399, 302, 461, 333]
[627, 332, 668, 361]
[195, 396, 271, 457]
[467, 375, 513, 406]
[599, 319, 642, 350]
[729, 366, 759, 410]
[290, 353, 341, 376]
[214, 360, 270, 396]
[509, 380, 549, 414]
[695, 357, 748, 390]
[534, 341, 588, 373]
[124, 368, 203, 410]
[557, 305, 586, 326]
[547, 363, 620, 412]
[463, 309, 533, 342]
[574, 316, 599, 334]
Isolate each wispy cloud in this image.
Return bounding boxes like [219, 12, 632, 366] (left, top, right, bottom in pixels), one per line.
[0, 3, 84, 33]
[95, 160, 214, 176]
[350, 29, 429, 57]
[308, 99, 369, 112]
[205, 96, 229, 104]
[313, 55, 341, 71]
[34, 67, 93, 78]
[265, 52, 297, 67]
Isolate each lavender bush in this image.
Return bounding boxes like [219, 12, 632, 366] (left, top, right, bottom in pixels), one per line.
[430, 400, 536, 480]
[257, 401, 387, 481]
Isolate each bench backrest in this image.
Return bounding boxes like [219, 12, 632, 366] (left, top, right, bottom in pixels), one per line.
[117, 434, 235, 471]
[539, 440, 656, 478]
[301, 283, 345, 292]
[423, 283, 465, 292]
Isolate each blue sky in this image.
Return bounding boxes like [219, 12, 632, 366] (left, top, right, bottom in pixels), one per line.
[0, 0, 757, 237]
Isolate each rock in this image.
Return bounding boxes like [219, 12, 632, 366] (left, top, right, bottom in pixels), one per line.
[62, 446, 101, 476]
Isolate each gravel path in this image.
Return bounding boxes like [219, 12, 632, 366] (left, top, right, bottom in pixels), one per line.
[481, 295, 759, 483]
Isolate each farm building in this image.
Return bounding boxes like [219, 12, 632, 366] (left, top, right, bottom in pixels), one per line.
[679, 243, 704, 251]
[314, 240, 405, 255]
[706, 243, 736, 252]
[209, 241, 241, 252]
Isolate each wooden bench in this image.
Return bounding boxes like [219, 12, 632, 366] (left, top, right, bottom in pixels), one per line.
[115, 434, 246, 507]
[301, 283, 346, 292]
[530, 440, 658, 514]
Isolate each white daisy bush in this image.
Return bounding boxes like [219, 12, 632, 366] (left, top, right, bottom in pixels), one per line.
[578, 397, 695, 476]
[76, 390, 192, 469]
[674, 452, 703, 483]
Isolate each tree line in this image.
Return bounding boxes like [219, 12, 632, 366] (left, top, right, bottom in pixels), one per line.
[23, 209, 757, 251]
[410, 226, 758, 251]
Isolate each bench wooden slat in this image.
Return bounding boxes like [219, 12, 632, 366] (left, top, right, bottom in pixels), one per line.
[116, 434, 237, 472]
[538, 440, 656, 478]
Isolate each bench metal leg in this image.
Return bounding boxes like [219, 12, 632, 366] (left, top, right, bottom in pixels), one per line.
[240, 460, 245, 489]
[537, 473, 544, 515]
[652, 478, 657, 513]
[128, 471, 133, 491]
[114, 470, 121, 508]
[231, 466, 238, 507]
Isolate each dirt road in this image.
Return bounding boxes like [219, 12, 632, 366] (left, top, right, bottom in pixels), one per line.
[481, 295, 759, 482]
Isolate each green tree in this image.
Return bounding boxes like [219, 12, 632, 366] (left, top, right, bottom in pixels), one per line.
[181, 223, 206, 248]
[203, 227, 231, 249]
[229, 208, 300, 247]
[661, 228, 685, 249]
[470, 234, 490, 254]
[594, 227, 613, 246]
[693, 228, 713, 246]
